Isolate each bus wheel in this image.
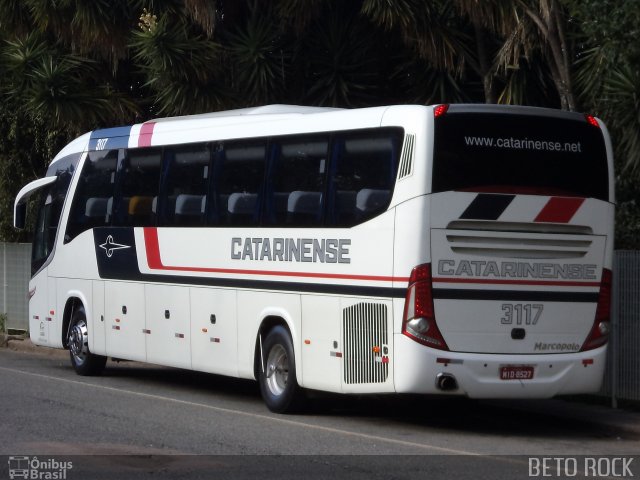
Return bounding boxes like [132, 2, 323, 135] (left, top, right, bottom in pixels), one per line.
[68, 306, 107, 376]
[259, 326, 303, 413]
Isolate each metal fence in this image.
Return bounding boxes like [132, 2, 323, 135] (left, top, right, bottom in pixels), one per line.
[603, 250, 640, 404]
[0, 243, 31, 331]
[0, 243, 638, 402]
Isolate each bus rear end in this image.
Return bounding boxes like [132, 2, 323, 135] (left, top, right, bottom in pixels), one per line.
[396, 105, 614, 398]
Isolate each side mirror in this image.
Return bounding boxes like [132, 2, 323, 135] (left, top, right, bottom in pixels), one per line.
[14, 176, 58, 230]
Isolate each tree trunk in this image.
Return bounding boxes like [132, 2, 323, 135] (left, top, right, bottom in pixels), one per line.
[519, 0, 576, 110]
[473, 19, 498, 104]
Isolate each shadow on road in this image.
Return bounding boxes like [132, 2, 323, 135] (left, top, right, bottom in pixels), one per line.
[44, 357, 635, 442]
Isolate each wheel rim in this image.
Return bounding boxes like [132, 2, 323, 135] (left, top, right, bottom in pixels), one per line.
[69, 318, 89, 366]
[265, 344, 289, 396]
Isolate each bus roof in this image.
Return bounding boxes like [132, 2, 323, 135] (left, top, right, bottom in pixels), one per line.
[49, 103, 603, 167]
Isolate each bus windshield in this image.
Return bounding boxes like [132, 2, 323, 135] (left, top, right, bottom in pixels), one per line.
[31, 153, 79, 275]
[432, 111, 609, 200]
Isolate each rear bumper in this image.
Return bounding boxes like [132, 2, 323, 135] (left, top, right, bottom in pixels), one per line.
[393, 334, 607, 398]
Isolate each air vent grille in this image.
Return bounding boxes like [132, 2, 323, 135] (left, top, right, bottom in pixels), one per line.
[398, 134, 415, 179]
[343, 303, 389, 384]
[446, 230, 593, 259]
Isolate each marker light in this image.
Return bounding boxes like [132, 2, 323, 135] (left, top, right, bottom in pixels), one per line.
[434, 104, 449, 118]
[584, 114, 600, 128]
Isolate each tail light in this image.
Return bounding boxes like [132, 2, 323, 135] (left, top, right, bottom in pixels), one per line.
[402, 264, 449, 350]
[434, 104, 449, 118]
[581, 268, 612, 351]
[584, 114, 600, 128]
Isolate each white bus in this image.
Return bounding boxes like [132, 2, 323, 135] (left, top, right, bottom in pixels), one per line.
[14, 104, 614, 412]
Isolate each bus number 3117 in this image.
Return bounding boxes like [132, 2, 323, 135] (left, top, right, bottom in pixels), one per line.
[501, 304, 544, 325]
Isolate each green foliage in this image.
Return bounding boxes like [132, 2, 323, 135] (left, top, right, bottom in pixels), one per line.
[131, 11, 227, 115]
[302, 4, 385, 107]
[0, 0, 638, 247]
[0, 312, 6, 333]
[225, 3, 291, 106]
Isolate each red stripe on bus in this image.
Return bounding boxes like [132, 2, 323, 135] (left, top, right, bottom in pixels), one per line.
[433, 276, 600, 288]
[534, 197, 585, 223]
[143, 227, 408, 283]
[138, 122, 156, 147]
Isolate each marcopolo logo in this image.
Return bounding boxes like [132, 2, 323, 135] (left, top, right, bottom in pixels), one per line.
[8, 456, 73, 480]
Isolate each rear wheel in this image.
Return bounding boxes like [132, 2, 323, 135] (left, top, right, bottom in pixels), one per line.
[68, 306, 107, 376]
[259, 326, 303, 413]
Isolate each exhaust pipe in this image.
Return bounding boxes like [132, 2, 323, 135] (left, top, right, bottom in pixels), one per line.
[436, 373, 458, 392]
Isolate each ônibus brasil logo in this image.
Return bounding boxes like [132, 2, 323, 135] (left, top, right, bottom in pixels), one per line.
[8, 456, 73, 479]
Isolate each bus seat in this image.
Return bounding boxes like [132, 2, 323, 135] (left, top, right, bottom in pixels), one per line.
[175, 194, 204, 215]
[356, 189, 389, 215]
[128, 196, 153, 216]
[175, 194, 205, 225]
[228, 193, 257, 223]
[81, 197, 109, 230]
[287, 191, 321, 224]
[85, 197, 108, 218]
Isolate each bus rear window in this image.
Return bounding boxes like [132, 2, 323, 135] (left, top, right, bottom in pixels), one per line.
[432, 111, 609, 201]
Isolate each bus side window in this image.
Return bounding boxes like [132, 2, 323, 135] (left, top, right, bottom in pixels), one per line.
[65, 150, 118, 242]
[212, 140, 266, 226]
[160, 144, 210, 226]
[265, 136, 329, 226]
[114, 149, 162, 227]
[327, 129, 402, 226]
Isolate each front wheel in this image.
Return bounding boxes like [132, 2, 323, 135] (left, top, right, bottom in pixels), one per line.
[68, 306, 107, 376]
[258, 326, 303, 413]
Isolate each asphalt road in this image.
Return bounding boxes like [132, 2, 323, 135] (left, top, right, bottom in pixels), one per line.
[1, 347, 639, 479]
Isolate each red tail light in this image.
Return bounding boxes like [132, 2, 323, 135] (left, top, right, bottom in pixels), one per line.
[584, 114, 600, 128]
[434, 104, 449, 118]
[402, 264, 449, 350]
[581, 268, 612, 351]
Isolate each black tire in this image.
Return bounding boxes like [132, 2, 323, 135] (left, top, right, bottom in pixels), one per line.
[68, 306, 107, 376]
[258, 326, 303, 413]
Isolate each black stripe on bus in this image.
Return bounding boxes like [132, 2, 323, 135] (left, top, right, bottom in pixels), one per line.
[93, 230, 407, 298]
[433, 288, 598, 303]
[460, 193, 515, 220]
[100, 270, 408, 299]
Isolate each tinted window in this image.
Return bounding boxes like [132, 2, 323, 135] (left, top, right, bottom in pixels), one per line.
[161, 144, 210, 226]
[65, 150, 118, 241]
[433, 112, 609, 200]
[266, 136, 328, 226]
[113, 148, 162, 226]
[327, 129, 403, 226]
[32, 153, 79, 274]
[211, 140, 266, 225]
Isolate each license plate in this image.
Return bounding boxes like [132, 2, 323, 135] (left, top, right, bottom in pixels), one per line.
[500, 365, 534, 380]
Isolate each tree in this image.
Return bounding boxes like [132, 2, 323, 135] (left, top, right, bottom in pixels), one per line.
[0, 0, 638, 247]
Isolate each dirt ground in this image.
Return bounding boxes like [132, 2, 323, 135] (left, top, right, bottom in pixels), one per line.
[1, 334, 68, 358]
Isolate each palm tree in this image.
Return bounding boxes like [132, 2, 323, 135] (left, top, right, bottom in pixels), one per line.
[130, 8, 227, 116]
